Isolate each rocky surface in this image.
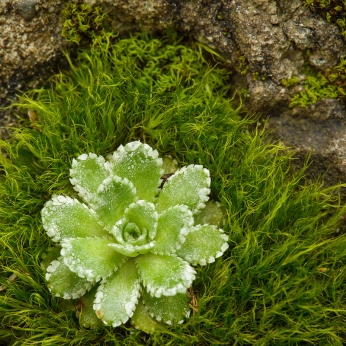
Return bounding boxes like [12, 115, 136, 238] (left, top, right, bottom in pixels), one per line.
[1, 0, 346, 189]
[0, 1, 65, 102]
[267, 99, 346, 188]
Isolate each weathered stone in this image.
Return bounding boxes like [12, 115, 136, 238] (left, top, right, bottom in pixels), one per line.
[228, 0, 346, 112]
[266, 100, 346, 189]
[15, 0, 37, 21]
[0, 0, 66, 104]
[282, 99, 346, 121]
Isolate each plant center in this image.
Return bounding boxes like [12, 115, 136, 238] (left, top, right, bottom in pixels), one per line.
[122, 221, 147, 245]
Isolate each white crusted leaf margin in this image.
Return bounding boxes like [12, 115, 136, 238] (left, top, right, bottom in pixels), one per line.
[93, 259, 141, 327]
[109, 141, 164, 202]
[135, 253, 196, 298]
[142, 289, 191, 325]
[61, 237, 126, 282]
[69, 152, 111, 204]
[176, 224, 229, 266]
[46, 256, 94, 299]
[155, 164, 211, 215]
[91, 175, 137, 229]
[108, 241, 156, 257]
[41, 195, 107, 242]
[152, 204, 194, 255]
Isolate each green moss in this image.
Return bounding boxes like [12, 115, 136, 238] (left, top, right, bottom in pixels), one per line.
[287, 57, 346, 107]
[281, 76, 299, 88]
[252, 71, 267, 81]
[1, 32, 346, 345]
[289, 72, 339, 107]
[62, 2, 108, 44]
[236, 53, 250, 75]
[327, 55, 346, 91]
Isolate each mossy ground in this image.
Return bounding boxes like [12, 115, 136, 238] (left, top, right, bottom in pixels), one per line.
[1, 31, 346, 345]
[62, 2, 109, 45]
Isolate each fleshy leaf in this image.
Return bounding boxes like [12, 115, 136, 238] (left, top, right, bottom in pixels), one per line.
[131, 299, 166, 334]
[93, 259, 140, 327]
[142, 289, 190, 325]
[153, 205, 194, 254]
[41, 245, 62, 270]
[135, 253, 196, 298]
[111, 200, 158, 244]
[46, 256, 93, 299]
[41, 196, 108, 242]
[156, 165, 211, 214]
[108, 241, 156, 257]
[176, 225, 229, 266]
[77, 284, 103, 328]
[112, 219, 148, 246]
[194, 200, 225, 227]
[91, 176, 137, 229]
[61, 237, 126, 282]
[162, 155, 179, 174]
[110, 141, 163, 202]
[70, 153, 111, 203]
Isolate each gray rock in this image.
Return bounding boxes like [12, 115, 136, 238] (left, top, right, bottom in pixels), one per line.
[228, 0, 346, 112]
[15, 0, 37, 21]
[266, 99, 346, 189]
[0, 0, 66, 104]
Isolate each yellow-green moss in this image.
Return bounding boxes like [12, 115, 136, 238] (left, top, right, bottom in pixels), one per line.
[62, 2, 108, 44]
[286, 58, 346, 107]
[236, 53, 250, 75]
[252, 71, 267, 81]
[289, 74, 339, 107]
[281, 76, 299, 88]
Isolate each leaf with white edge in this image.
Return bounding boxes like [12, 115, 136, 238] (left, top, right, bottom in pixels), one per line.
[142, 289, 190, 325]
[61, 237, 126, 282]
[176, 225, 229, 266]
[153, 205, 194, 255]
[108, 241, 156, 257]
[93, 259, 140, 327]
[91, 176, 137, 229]
[41, 196, 109, 242]
[70, 153, 111, 203]
[110, 141, 163, 202]
[135, 253, 196, 298]
[77, 284, 103, 329]
[46, 256, 93, 299]
[131, 299, 166, 334]
[194, 200, 225, 227]
[156, 165, 211, 215]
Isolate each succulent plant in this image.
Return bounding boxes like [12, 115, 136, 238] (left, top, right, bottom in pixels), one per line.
[41, 141, 229, 331]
